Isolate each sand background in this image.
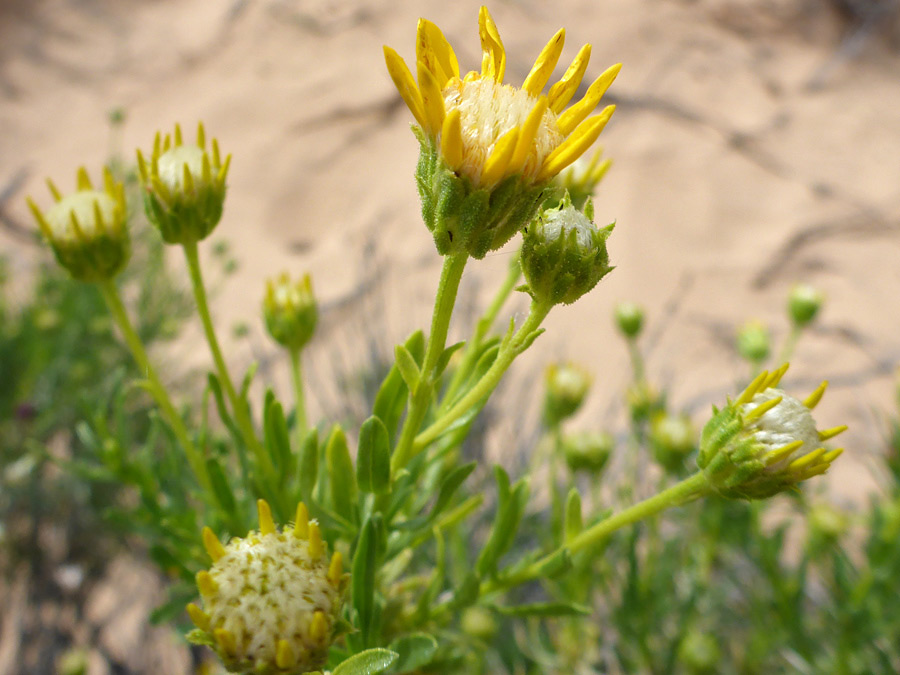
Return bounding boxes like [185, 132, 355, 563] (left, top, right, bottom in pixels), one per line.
[1, 0, 900, 672]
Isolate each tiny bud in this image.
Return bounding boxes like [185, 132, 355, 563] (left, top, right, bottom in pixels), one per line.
[678, 629, 720, 674]
[626, 380, 663, 424]
[263, 273, 317, 351]
[460, 606, 498, 641]
[788, 283, 824, 327]
[736, 320, 770, 364]
[614, 301, 644, 339]
[561, 430, 614, 475]
[649, 413, 696, 472]
[543, 362, 592, 427]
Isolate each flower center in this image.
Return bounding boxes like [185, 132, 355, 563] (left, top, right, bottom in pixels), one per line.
[46, 191, 118, 240]
[741, 388, 820, 467]
[443, 77, 563, 184]
[157, 145, 205, 191]
[541, 207, 596, 249]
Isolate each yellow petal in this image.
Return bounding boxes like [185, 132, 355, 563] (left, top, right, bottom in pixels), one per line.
[202, 526, 226, 562]
[556, 63, 621, 136]
[803, 381, 828, 410]
[522, 28, 565, 97]
[308, 520, 324, 559]
[440, 108, 464, 171]
[417, 59, 446, 135]
[764, 440, 803, 467]
[196, 570, 218, 597]
[548, 44, 591, 113]
[46, 178, 63, 202]
[417, 18, 459, 88]
[27, 198, 51, 238]
[76, 167, 93, 191]
[764, 363, 790, 389]
[276, 639, 295, 669]
[819, 425, 848, 441]
[328, 551, 343, 587]
[744, 395, 783, 422]
[736, 370, 769, 406]
[788, 447, 827, 472]
[196, 122, 206, 149]
[293, 502, 310, 539]
[214, 628, 237, 656]
[538, 106, 615, 181]
[257, 499, 276, 535]
[480, 126, 520, 186]
[508, 96, 549, 175]
[821, 447, 844, 463]
[310, 610, 329, 644]
[383, 46, 427, 129]
[479, 6, 506, 82]
[186, 603, 210, 631]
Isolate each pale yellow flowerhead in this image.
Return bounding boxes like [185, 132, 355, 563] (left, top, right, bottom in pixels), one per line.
[384, 7, 619, 190]
[187, 500, 347, 674]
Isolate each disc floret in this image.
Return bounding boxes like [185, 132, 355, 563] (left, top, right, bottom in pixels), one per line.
[697, 365, 847, 499]
[187, 500, 347, 674]
[27, 167, 129, 282]
[384, 6, 620, 257]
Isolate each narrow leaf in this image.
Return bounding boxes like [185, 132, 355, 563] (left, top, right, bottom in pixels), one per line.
[357, 416, 391, 495]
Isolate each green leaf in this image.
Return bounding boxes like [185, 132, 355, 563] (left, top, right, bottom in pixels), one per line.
[298, 428, 318, 504]
[492, 601, 590, 618]
[332, 648, 398, 675]
[394, 344, 421, 393]
[476, 467, 529, 577]
[352, 517, 380, 649]
[240, 361, 258, 399]
[389, 633, 438, 672]
[357, 416, 391, 495]
[206, 456, 239, 526]
[327, 426, 358, 523]
[263, 390, 292, 479]
[564, 487, 583, 542]
[434, 340, 465, 380]
[374, 331, 424, 443]
[449, 571, 480, 610]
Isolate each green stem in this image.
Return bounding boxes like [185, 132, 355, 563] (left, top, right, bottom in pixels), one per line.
[777, 325, 802, 365]
[627, 338, 644, 382]
[289, 347, 308, 444]
[413, 300, 551, 452]
[391, 253, 469, 474]
[440, 256, 521, 412]
[484, 471, 711, 594]
[182, 241, 273, 477]
[98, 279, 211, 495]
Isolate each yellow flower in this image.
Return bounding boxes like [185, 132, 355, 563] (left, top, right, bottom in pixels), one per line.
[27, 167, 129, 282]
[698, 365, 847, 499]
[187, 500, 347, 674]
[384, 7, 620, 258]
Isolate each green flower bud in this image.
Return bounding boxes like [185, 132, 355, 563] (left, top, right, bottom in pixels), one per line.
[551, 147, 612, 211]
[736, 320, 770, 364]
[678, 629, 720, 674]
[520, 194, 614, 306]
[650, 413, 696, 472]
[788, 283, 824, 327]
[137, 122, 230, 245]
[460, 606, 498, 641]
[697, 364, 847, 500]
[562, 430, 614, 475]
[543, 362, 592, 426]
[626, 380, 663, 424]
[27, 167, 129, 282]
[262, 273, 317, 351]
[188, 501, 347, 675]
[613, 301, 644, 339]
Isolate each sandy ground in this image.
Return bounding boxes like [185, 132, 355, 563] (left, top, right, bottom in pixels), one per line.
[1, 0, 900, 671]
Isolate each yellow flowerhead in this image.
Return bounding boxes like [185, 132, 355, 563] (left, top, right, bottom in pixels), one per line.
[137, 122, 230, 245]
[698, 365, 847, 499]
[187, 500, 347, 674]
[384, 7, 620, 258]
[27, 167, 129, 282]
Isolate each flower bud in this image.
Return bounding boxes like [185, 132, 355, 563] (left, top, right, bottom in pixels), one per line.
[551, 147, 612, 211]
[788, 283, 823, 327]
[736, 320, 770, 364]
[650, 413, 696, 472]
[561, 430, 614, 475]
[137, 122, 230, 245]
[626, 380, 663, 424]
[543, 362, 592, 426]
[263, 273, 317, 351]
[187, 500, 347, 674]
[520, 194, 614, 307]
[460, 606, 498, 641]
[613, 301, 644, 339]
[27, 167, 129, 282]
[678, 629, 720, 674]
[697, 364, 847, 499]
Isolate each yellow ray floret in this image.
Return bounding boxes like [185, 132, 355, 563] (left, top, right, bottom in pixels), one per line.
[186, 603, 210, 631]
[765, 439, 804, 467]
[538, 106, 615, 181]
[557, 64, 622, 136]
[308, 521, 324, 559]
[197, 570, 218, 597]
[202, 526, 226, 562]
[257, 499, 276, 536]
[744, 395, 783, 422]
[214, 628, 237, 656]
[479, 6, 505, 81]
[328, 551, 343, 587]
[510, 96, 549, 175]
[481, 127, 520, 187]
[441, 109, 464, 171]
[789, 447, 827, 472]
[548, 44, 592, 113]
[417, 19, 459, 88]
[276, 639, 295, 669]
[819, 425, 848, 441]
[310, 610, 329, 644]
[416, 60, 445, 135]
[384, 46, 427, 129]
[294, 501, 310, 539]
[523, 29, 565, 97]
[803, 381, 828, 410]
